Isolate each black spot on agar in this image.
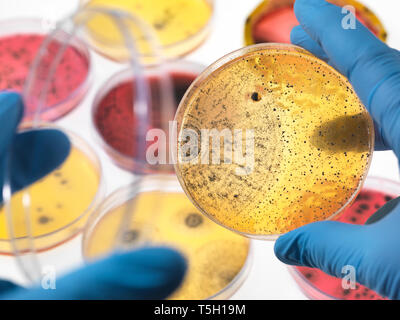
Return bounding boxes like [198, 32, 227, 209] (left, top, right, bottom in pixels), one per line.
[122, 230, 139, 243]
[185, 213, 203, 228]
[251, 92, 261, 102]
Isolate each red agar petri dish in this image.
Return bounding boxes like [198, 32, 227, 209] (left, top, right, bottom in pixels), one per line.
[289, 176, 400, 300]
[244, 0, 387, 45]
[92, 61, 204, 173]
[0, 18, 91, 122]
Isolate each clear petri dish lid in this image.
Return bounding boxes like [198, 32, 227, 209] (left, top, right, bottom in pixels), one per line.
[82, 174, 253, 300]
[174, 43, 374, 240]
[79, 0, 214, 63]
[244, 0, 388, 45]
[1, 6, 178, 285]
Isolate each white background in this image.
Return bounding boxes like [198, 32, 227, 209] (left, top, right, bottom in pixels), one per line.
[0, 0, 399, 299]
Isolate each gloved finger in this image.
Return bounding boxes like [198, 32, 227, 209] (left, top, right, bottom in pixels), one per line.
[0, 92, 23, 156]
[6, 247, 187, 300]
[290, 25, 329, 63]
[0, 280, 21, 297]
[0, 129, 71, 203]
[294, 0, 400, 156]
[274, 221, 367, 278]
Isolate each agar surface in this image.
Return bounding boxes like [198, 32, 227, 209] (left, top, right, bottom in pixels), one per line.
[84, 0, 212, 60]
[84, 192, 250, 300]
[0, 34, 89, 115]
[94, 72, 197, 159]
[0, 148, 100, 240]
[295, 189, 391, 300]
[176, 46, 374, 237]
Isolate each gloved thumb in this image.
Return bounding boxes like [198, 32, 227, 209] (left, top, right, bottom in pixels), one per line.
[5, 247, 187, 300]
[274, 220, 368, 279]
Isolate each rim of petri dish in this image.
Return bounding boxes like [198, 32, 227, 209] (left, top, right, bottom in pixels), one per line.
[0, 122, 105, 255]
[79, 0, 215, 63]
[82, 174, 253, 300]
[0, 17, 92, 122]
[243, 0, 388, 45]
[288, 176, 400, 300]
[174, 43, 375, 240]
[91, 60, 205, 173]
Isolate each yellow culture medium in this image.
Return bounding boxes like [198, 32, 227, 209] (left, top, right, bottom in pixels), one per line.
[175, 44, 374, 239]
[84, 191, 250, 300]
[0, 148, 100, 253]
[82, 0, 212, 61]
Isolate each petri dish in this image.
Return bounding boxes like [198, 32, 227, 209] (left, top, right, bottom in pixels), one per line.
[82, 175, 252, 300]
[174, 43, 374, 239]
[0, 18, 91, 122]
[80, 0, 214, 62]
[244, 0, 387, 45]
[0, 123, 104, 254]
[289, 176, 399, 300]
[92, 61, 204, 173]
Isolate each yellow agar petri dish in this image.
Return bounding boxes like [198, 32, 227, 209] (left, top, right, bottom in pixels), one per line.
[80, 0, 213, 62]
[0, 124, 104, 254]
[83, 175, 252, 300]
[244, 0, 388, 45]
[174, 43, 374, 239]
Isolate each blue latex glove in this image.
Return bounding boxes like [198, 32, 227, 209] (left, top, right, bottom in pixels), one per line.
[2, 247, 186, 300]
[274, 0, 400, 300]
[0, 92, 186, 299]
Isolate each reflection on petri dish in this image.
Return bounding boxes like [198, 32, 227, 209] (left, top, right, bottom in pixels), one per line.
[92, 61, 203, 173]
[0, 124, 104, 254]
[0, 19, 91, 122]
[175, 44, 374, 239]
[83, 175, 252, 300]
[289, 177, 399, 300]
[81, 0, 213, 62]
[244, 0, 387, 45]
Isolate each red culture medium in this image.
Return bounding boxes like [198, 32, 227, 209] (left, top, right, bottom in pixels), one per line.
[0, 34, 89, 120]
[94, 71, 197, 172]
[294, 189, 394, 300]
[252, 5, 379, 44]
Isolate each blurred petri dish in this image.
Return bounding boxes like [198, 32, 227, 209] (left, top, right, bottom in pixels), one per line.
[0, 18, 91, 122]
[92, 61, 204, 173]
[0, 123, 104, 254]
[174, 43, 374, 239]
[83, 175, 252, 300]
[80, 0, 214, 62]
[289, 176, 399, 300]
[244, 0, 387, 45]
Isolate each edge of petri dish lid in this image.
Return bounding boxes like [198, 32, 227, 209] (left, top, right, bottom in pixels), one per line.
[0, 17, 92, 122]
[288, 176, 400, 300]
[91, 60, 205, 174]
[174, 43, 375, 240]
[81, 174, 253, 300]
[0, 122, 105, 254]
[79, 0, 215, 63]
[243, 0, 388, 46]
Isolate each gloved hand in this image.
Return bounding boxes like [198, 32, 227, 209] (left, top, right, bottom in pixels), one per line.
[274, 0, 400, 300]
[0, 91, 186, 299]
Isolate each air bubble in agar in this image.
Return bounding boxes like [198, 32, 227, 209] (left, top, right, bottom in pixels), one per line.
[174, 44, 374, 239]
[82, 0, 213, 62]
[83, 177, 251, 300]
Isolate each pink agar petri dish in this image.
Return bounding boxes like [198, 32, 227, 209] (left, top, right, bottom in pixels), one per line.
[289, 176, 400, 300]
[244, 0, 387, 45]
[92, 61, 204, 173]
[0, 18, 91, 122]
